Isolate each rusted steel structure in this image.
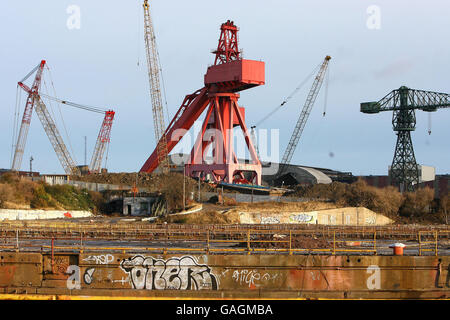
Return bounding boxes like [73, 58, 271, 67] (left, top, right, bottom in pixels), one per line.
[0, 252, 448, 299]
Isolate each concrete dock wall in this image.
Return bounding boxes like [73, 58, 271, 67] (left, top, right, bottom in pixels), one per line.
[238, 207, 394, 226]
[0, 252, 448, 299]
[0, 209, 92, 221]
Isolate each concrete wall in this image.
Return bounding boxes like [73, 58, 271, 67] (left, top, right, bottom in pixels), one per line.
[0, 252, 448, 299]
[35, 177, 149, 193]
[238, 207, 394, 226]
[0, 209, 92, 221]
[123, 197, 157, 216]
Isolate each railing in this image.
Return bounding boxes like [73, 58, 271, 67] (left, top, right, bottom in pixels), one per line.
[418, 230, 441, 256]
[1, 227, 446, 256]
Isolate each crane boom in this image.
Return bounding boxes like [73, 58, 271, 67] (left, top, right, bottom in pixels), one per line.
[39, 93, 107, 114]
[89, 110, 115, 173]
[34, 96, 80, 175]
[278, 56, 331, 176]
[11, 60, 46, 171]
[143, 0, 170, 174]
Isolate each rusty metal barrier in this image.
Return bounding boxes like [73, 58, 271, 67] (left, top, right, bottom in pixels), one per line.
[419, 230, 439, 256]
[0, 224, 448, 256]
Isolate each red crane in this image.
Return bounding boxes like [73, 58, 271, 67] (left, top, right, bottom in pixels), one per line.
[11, 60, 46, 172]
[140, 20, 265, 185]
[12, 61, 115, 175]
[39, 93, 115, 174]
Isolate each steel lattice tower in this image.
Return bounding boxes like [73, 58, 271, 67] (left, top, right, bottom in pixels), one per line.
[361, 86, 450, 192]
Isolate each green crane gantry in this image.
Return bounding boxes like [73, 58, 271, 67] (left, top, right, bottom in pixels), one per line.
[361, 86, 450, 192]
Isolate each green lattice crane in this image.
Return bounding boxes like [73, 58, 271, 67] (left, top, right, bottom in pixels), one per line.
[361, 86, 450, 192]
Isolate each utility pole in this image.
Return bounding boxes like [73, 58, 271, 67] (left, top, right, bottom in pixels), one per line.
[198, 175, 201, 202]
[183, 166, 186, 210]
[29, 156, 34, 177]
[84, 136, 87, 166]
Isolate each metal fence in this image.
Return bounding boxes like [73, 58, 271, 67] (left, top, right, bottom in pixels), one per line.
[0, 225, 448, 256]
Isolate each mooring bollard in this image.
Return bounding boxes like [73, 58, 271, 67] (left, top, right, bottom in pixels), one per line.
[389, 243, 406, 256]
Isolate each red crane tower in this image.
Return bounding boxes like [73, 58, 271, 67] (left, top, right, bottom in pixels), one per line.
[140, 20, 265, 185]
[12, 61, 115, 175]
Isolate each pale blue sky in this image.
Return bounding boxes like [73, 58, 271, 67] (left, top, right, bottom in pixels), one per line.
[1, 0, 449, 175]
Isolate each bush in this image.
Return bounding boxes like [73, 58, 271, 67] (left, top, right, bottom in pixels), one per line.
[439, 194, 450, 224]
[399, 187, 434, 218]
[30, 184, 57, 209]
[161, 174, 184, 212]
[0, 174, 103, 212]
[0, 184, 15, 208]
[293, 179, 404, 219]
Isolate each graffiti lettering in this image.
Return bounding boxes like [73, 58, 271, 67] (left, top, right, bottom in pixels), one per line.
[54, 257, 70, 274]
[365, 216, 376, 225]
[260, 216, 280, 224]
[232, 269, 278, 288]
[289, 214, 313, 223]
[83, 267, 95, 285]
[83, 254, 114, 265]
[120, 255, 218, 290]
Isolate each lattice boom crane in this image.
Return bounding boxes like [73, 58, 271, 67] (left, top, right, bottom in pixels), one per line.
[143, 0, 170, 174]
[12, 61, 80, 175]
[278, 55, 331, 176]
[41, 93, 115, 174]
[11, 60, 46, 172]
[12, 61, 115, 176]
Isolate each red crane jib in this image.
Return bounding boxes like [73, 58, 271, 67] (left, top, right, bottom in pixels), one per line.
[140, 21, 265, 185]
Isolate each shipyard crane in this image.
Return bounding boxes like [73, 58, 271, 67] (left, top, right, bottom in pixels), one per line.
[39, 93, 115, 174]
[142, 0, 170, 174]
[361, 86, 450, 192]
[277, 55, 331, 177]
[12, 60, 115, 175]
[11, 60, 46, 172]
[12, 60, 80, 175]
[140, 20, 264, 185]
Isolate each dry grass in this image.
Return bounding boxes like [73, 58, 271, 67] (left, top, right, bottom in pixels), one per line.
[235, 201, 337, 213]
[0, 173, 101, 212]
[293, 179, 443, 223]
[162, 210, 240, 224]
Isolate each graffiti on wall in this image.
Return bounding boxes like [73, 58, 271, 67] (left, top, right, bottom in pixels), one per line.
[120, 255, 219, 290]
[260, 216, 280, 224]
[289, 213, 315, 224]
[365, 216, 376, 225]
[232, 269, 279, 288]
[82, 254, 114, 265]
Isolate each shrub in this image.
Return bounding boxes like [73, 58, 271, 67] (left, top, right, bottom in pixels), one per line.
[30, 184, 56, 209]
[439, 194, 450, 224]
[0, 184, 15, 208]
[293, 179, 404, 219]
[399, 187, 434, 218]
